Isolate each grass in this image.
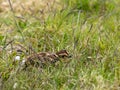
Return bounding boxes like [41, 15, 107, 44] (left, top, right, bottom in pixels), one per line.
[0, 0, 120, 90]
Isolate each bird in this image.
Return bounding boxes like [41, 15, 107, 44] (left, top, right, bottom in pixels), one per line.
[23, 50, 71, 69]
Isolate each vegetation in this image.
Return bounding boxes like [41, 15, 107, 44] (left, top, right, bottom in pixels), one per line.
[0, 0, 120, 90]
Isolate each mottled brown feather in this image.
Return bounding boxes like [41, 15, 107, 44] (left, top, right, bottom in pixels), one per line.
[24, 50, 71, 69]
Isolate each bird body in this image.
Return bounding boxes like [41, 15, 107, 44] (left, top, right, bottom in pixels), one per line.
[24, 50, 71, 68]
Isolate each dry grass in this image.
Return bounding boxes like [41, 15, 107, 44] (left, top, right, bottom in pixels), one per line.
[0, 0, 120, 90]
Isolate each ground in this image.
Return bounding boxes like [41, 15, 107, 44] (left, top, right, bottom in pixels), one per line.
[0, 0, 120, 90]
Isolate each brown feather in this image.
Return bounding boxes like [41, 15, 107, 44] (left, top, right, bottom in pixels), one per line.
[24, 50, 71, 69]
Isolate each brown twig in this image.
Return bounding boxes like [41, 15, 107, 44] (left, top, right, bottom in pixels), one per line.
[2, 39, 14, 50]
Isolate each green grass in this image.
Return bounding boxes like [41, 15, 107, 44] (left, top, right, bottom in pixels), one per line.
[0, 0, 120, 90]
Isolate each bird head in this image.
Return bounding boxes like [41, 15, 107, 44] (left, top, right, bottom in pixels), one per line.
[56, 50, 72, 59]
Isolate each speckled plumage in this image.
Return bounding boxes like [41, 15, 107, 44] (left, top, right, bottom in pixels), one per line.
[24, 50, 71, 68]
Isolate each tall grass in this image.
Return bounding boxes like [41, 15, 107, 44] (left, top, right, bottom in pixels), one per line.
[0, 0, 120, 90]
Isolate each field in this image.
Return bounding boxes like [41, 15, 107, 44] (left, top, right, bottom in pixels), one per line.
[0, 0, 120, 90]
